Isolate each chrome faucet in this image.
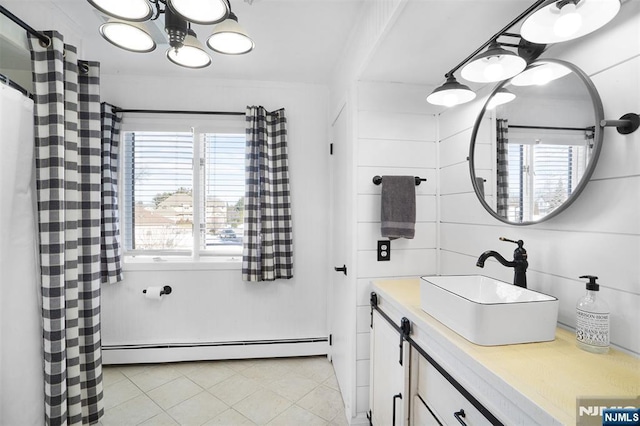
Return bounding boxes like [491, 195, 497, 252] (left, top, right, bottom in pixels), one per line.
[476, 237, 528, 288]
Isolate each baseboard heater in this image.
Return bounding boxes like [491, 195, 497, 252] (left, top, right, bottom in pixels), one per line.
[102, 337, 329, 364]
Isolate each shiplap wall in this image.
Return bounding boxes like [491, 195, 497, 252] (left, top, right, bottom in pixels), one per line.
[354, 81, 438, 415]
[438, 4, 640, 355]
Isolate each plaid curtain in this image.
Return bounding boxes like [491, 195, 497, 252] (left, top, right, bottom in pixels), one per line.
[100, 103, 123, 284]
[496, 118, 510, 218]
[243, 106, 293, 281]
[29, 31, 104, 425]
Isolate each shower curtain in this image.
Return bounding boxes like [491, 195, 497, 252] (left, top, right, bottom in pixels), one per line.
[29, 31, 110, 425]
[0, 84, 45, 425]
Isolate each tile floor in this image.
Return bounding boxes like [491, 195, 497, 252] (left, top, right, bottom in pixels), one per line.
[101, 356, 349, 426]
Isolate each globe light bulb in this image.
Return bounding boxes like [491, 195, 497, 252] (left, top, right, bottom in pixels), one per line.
[532, 67, 554, 85]
[554, 3, 583, 37]
[484, 59, 505, 81]
[443, 93, 459, 108]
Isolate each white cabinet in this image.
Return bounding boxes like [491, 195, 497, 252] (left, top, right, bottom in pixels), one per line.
[370, 295, 503, 426]
[413, 353, 493, 425]
[369, 309, 410, 426]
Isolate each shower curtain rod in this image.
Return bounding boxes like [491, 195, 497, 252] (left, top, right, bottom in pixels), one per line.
[0, 73, 31, 99]
[0, 5, 51, 46]
[112, 108, 245, 116]
[509, 124, 595, 132]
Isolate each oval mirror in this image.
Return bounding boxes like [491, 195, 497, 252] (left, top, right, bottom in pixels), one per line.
[469, 59, 604, 225]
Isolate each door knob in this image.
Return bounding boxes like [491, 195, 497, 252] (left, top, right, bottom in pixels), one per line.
[334, 265, 347, 276]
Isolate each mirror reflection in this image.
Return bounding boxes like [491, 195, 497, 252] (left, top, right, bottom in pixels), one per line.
[470, 59, 603, 225]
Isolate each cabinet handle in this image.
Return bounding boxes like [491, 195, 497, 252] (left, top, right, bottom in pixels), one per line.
[392, 393, 402, 426]
[454, 409, 467, 425]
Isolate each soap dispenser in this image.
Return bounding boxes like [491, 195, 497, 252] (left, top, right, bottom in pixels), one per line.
[576, 275, 610, 354]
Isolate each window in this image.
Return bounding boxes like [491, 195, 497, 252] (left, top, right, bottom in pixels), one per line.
[505, 128, 591, 222]
[121, 115, 245, 258]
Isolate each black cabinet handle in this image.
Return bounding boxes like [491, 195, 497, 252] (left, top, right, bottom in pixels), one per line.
[392, 393, 402, 426]
[454, 409, 467, 425]
[334, 265, 347, 276]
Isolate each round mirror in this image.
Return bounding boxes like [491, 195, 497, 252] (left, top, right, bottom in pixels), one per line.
[469, 59, 604, 225]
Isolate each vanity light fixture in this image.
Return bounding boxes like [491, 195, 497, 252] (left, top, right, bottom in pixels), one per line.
[426, 0, 549, 108]
[460, 41, 527, 83]
[510, 61, 572, 86]
[428, 0, 623, 108]
[426, 75, 476, 107]
[521, 0, 621, 44]
[485, 88, 516, 109]
[88, 0, 253, 69]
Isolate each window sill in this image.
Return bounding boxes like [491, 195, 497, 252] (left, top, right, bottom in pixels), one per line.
[123, 256, 242, 272]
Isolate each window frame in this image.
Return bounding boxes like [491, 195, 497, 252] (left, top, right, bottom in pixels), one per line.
[506, 138, 589, 222]
[119, 113, 246, 264]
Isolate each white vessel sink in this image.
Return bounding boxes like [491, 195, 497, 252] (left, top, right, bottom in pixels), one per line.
[420, 275, 559, 346]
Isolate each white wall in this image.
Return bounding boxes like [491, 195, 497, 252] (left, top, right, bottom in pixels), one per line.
[438, 4, 640, 356]
[353, 80, 438, 415]
[100, 75, 332, 358]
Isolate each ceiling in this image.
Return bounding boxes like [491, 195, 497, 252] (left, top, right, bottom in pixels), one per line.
[1, 0, 539, 87]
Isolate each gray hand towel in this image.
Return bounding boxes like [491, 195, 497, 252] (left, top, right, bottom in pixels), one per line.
[380, 175, 416, 239]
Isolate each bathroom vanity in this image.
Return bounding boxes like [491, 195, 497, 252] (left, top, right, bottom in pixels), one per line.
[369, 278, 640, 425]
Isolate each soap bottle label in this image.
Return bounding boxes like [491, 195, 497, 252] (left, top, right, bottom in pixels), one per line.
[576, 309, 610, 347]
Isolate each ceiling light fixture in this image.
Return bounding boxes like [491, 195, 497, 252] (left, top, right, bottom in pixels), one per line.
[88, 0, 253, 69]
[99, 20, 157, 53]
[88, 0, 153, 22]
[521, 0, 620, 44]
[167, 0, 229, 25]
[167, 29, 212, 68]
[206, 11, 254, 54]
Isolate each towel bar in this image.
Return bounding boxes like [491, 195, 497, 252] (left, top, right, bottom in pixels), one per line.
[373, 175, 426, 186]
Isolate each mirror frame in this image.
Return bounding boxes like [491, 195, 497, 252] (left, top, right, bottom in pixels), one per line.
[468, 59, 604, 225]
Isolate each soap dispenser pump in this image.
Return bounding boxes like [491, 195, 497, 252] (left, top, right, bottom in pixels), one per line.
[576, 275, 610, 354]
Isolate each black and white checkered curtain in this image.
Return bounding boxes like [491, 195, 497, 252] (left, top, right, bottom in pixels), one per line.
[29, 31, 104, 425]
[496, 118, 510, 218]
[100, 103, 123, 284]
[243, 106, 293, 281]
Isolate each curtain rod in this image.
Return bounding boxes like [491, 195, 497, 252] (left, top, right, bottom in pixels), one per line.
[0, 5, 51, 47]
[112, 108, 245, 116]
[509, 125, 596, 132]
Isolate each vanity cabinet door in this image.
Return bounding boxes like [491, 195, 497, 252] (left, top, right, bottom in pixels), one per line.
[370, 310, 409, 426]
[412, 394, 441, 426]
[416, 355, 492, 425]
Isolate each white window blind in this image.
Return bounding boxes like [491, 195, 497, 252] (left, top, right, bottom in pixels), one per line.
[122, 127, 245, 257]
[201, 134, 246, 253]
[506, 138, 588, 222]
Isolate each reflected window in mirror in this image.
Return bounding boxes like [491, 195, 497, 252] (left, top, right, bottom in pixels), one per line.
[500, 122, 594, 222]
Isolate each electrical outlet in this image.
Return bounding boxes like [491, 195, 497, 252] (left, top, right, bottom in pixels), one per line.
[377, 240, 390, 261]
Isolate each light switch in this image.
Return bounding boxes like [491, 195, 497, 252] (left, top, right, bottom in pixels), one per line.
[377, 240, 390, 261]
